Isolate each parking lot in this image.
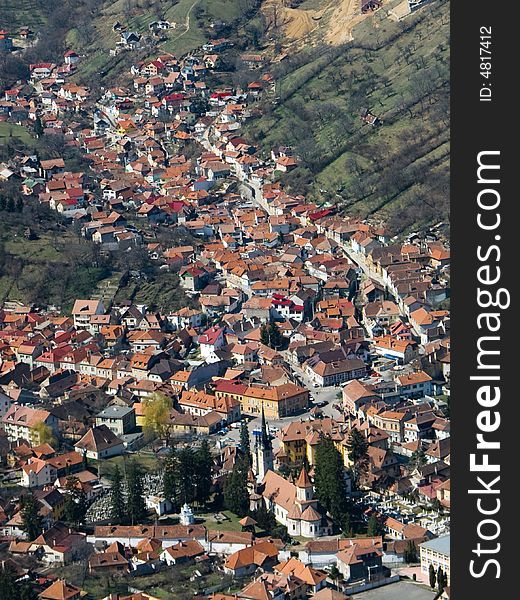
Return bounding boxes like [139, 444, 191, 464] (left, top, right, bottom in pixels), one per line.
[351, 581, 436, 600]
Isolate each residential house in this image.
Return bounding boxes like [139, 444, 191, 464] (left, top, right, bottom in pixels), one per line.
[74, 425, 125, 460]
[95, 405, 136, 436]
[71, 299, 105, 331]
[2, 406, 58, 443]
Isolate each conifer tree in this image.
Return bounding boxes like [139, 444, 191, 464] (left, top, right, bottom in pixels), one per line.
[126, 461, 147, 524]
[260, 322, 283, 349]
[367, 513, 382, 536]
[346, 427, 369, 484]
[34, 116, 44, 138]
[194, 439, 213, 506]
[0, 565, 37, 600]
[260, 323, 271, 347]
[404, 540, 418, 563]
[341, 512, 353, 538]
[239, 420, 251, 466]
[429, 564, 436, 589]
[314, 437, 349, 526]
[437, 567, 445, 593]
[252, 502, 276, 533]
[410, 445, 427, 471]
[63, 476, 87, 526]
[20, 494, 43, 540]
[110, 464, 127, 525]
[224, 456, 250, 517]
[177, 446, 196, 505]
[163, 448, 178, 510]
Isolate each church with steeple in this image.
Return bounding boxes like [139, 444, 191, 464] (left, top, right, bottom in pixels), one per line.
[251, 404, 273, 482]
[249, 406, 332, 538]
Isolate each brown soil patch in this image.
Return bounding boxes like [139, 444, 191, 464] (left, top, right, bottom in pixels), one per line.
[263, 0, 375, 45]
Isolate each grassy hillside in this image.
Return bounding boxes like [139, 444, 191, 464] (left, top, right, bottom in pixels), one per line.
[0, 0, 48, 31]
[66, 0, 261, 85]
[247, 0, 450, 233]
[0, 206, 193, 312]
[0, 206, 112, 311]
[114, 272, 195, 313]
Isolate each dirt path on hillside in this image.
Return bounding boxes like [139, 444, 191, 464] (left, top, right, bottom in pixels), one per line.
[170, 0, 200, 43]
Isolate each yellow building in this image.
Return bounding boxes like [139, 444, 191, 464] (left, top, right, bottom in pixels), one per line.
[215, 380, 309, 419]
[214, 380, 246, 409]
[276, 418, 345, 467]
[242, 383, 309, 419]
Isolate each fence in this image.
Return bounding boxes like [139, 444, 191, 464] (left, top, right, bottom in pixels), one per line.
[344, 574, 400, 595]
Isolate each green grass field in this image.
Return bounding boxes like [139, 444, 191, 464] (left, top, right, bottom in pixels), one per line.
[97, 451, 161, 479]
[0, 122, 35, 146]
[0, 209, 114, 310]
[0, 0, 47, 31]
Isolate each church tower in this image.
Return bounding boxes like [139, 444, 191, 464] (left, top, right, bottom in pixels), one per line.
[296, 466, 314, 503]
[252, 404, 274, 482]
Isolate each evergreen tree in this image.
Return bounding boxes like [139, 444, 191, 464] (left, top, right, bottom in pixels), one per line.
[63, 476, 87, 526]
[269, 322, 283, 349]
[367, 513, 382, 536]
[404, 540, 418, 563]
[126, 461, 147, 523]
[20, 494, 43, 540]
[177, 446, 197, 505]
[429, 564, 436, 589]
[110, 464, 127, 525]
[260, 323, 271, 347]
[0, 566, 37, 600]
[16, 197, 23, 212]
[410, 446, 427, 471]
[346, 427, 369, 485]
[224, 456, 250, 517]
[34, 116, 44, 138]
[341, 512, 353, 538]
[437, 567, 445, 593]
[314, 437, 350, 528]
[6, 197, 15, 213]
[194, 439, 213, 506]
[328, 564, 342, 587]
[0, 196, 6, 211]
[252, 502, 276, 533]
[239, 420, 251, 466]
[260, 322, 283, 349]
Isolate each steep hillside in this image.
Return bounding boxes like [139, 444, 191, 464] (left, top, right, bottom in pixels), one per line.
[0, 0, 47, 31]
[247, 0, 450, 233]
[67, 0, 262, 85]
